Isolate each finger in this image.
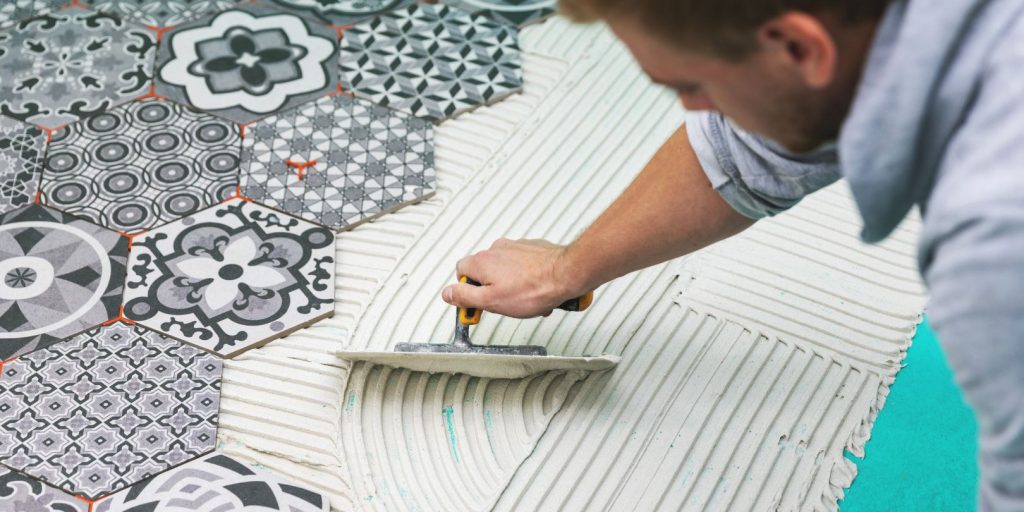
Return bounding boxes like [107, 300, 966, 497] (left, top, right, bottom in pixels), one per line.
[455, 252, 484, 281]
[443, 282, 491, 309]
[490, 237, 512, 249]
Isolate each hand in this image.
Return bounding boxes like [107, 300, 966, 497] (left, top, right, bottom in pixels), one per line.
[441, 238, 583, 318]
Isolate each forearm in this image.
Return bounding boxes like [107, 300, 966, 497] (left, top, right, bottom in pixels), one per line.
[562, 124, 754, 293]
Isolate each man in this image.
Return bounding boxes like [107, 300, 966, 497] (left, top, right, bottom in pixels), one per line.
[440, 0, 1024, 509]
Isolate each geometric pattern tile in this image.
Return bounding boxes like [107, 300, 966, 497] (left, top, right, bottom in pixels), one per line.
[339, 3, 523, 121]
[94, 452, 330, 511]
[0, 205, 127, 360]
[263, 0, 413, 27]
[443, 0, 556, 27]
[155, 5, 339, 125]
[0, 468, 89, 512]
[0, 8, 156, 130]
[85, 0, 241, 29]
[0, 117, 46, 215]
[123, 199, 336, 358]
[0, 323, 223, 500]
[41, 98, 241, 233]
[240, 94, 434, 231]
[0, 0, 65, 30]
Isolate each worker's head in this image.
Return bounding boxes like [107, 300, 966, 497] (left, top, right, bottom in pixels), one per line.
[560, 0, 890, 152]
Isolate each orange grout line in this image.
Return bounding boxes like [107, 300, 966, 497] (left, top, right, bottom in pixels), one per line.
[222, 186, 252, 203]
[34, 190, 41, 204]
[285, 159, 317, 180]
[102, 306, 135, 326]
[116, 229, 147, 250]
[137, 84, 165, 101]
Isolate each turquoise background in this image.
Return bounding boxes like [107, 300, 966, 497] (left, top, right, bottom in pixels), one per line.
[840, 318, 979, 511]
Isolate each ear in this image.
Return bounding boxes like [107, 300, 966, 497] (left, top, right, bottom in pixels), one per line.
[757, 12, 837, 88]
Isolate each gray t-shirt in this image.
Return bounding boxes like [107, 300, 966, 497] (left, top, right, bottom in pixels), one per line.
[686, 0, 1024, 509]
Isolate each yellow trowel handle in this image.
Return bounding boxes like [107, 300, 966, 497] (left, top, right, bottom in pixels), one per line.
[457, 276, 594, 326]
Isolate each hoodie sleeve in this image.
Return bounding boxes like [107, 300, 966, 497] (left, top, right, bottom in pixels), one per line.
[685, 110, 842, 219]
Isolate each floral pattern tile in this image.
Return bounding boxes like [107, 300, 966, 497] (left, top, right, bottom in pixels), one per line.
[0, 205, 127, 360]
[123, 199, 336, 358]
[264, 0, 413, 26]
[94, 452, 330, 511]
[0, 323, 223, 500]
[0, 468, 89, 512]
[155, 5, 339, 125]
[85, 0, 240, 29]
[0, 8, 157, 130]
[338, 3, 523, 121]
[0, 0, 65, 30]
[442, 0, 555, 27]
[0, 117, 46, 215]
[41, 99, 241, 233]
[240, 94, 434, 231]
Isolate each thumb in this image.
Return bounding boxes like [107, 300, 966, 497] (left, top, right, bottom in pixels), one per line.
[442, 282, 490, 309]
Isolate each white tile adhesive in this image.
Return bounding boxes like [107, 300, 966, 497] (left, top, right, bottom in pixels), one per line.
[215, 17, 927, 512]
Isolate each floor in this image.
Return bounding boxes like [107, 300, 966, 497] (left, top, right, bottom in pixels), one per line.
[842, 318, 979, 511]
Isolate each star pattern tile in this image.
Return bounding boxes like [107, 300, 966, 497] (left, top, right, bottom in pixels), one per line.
[123, 199, 336, 358]
[443, 0, 556, 27]
[0, 8, 157, 130]
[0, 117, 46, 215]
[155, 5, 340, 124]
[240, 94, 434, 231]
[85, 0, 241, 29]
[0, 205, 127, 360]
[94, 452, 330, 511]
[0, 323, 223, 500]
[40, 99, 242, 233]
[338, 3, 523, 121]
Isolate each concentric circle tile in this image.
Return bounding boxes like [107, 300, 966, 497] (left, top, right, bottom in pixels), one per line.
[40, 98, 242, 233]
[240, 94, 435, 231]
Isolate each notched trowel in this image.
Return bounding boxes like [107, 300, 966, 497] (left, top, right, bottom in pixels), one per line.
[335, 277, 621, 379]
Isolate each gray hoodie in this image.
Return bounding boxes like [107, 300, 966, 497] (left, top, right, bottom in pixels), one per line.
[686, 0, 1024, 509]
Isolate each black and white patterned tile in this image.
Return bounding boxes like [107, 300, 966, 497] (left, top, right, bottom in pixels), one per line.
[0, 468, 89, 512]
[41, 99, 241, 233]
[0, 323, 222, 500]
[0, 117, 46, 215]
[0, 205, 127, 360]
[155, 5, 339, 125]
[123, 199, 335, 358]
[338, 3, 523, 121]
[0, 0, 65, 30]
[443, 0, 556, 27]
[0, 8, 156, 130]
[264, 0, 413, 26]
[94, 452, 329, 511]
[240, 94, 434, 231]
[85, 0, 240, 29]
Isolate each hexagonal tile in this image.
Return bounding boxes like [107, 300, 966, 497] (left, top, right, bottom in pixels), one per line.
[263, 0, 413, 26]
[0, 8, 156, 130]
[0, 0, 65, 30]
[0, 205, 127, 360]
[155, 5, 339, 125]
[0, 323, 223, 500]
[40, 98, 241, 233]
[85, 0, 241, 29]
[442, 0, 556, 27]
[123, 199, 336, 358]
[0, 468, 89, 512]
[0, 116, 45, 215]
[240, 94, 434, 231]
[94, 452, 330, 511]
[338, 3, 523, 121]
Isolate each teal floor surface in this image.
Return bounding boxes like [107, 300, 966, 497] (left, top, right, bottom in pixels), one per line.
[840, 318, 979, 511]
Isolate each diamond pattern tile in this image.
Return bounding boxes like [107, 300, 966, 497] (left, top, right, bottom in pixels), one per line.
[155, 5, 339, 124]
[338, 3, 523, 121]
[0, 8, 156, 130]
[41, 98, 241, 233]
[0, 205, 127, 360]
[94, 452, 330, 511]
[240, 94, 434, 231]
[123, 199, 336, 358]
[443, 0, 556, 27]
[0, 323, 223, 500]
[0, 116, 45, 215]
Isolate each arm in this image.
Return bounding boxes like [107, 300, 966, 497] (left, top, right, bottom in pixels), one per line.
[442, 124, 754, 317]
